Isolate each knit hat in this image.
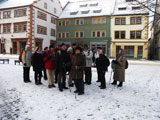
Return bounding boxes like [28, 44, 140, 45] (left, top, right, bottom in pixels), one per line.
[61, 43, 66, 47]
[49, 45, 54, 49]
[75, 46, 82, 51]
[35, 46, 39, 51]
[67, 47, 73, 52]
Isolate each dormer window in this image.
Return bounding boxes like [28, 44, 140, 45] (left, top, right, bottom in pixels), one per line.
[93, 9, 102, 13]
[80, 4, 87, 7]
[126, 0, 136, 2]
[132, 6, 141, 10]
[81, 10, 89, 14]
[118, 7, 127, 10]
[90, 3, 98, 6]
[70, 11, 78, 15]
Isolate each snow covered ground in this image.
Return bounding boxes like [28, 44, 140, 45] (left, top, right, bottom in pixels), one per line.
[0, 55, 160, 120]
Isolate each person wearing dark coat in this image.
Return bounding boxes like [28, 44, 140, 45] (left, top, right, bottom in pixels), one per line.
[56, 43, 71, 92]
[32, 47, 44, 85]
[112, 48, 127, 87]
[42, 47, 48, 80]
[96, 47, 110, 89]
[71, 47, 86, 95]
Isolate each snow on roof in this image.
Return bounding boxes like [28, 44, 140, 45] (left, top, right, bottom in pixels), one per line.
[59, 0, 116, 19]
[0, 0, 36, 9]
[113, 0, 149, 15]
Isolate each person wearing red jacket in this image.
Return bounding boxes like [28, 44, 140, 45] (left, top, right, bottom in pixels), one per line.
[43, 45, 56, 88]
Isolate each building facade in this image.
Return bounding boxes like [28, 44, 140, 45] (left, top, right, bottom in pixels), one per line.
[57, 0, 115, 55]
[0, 0, 62, 54]
[150, 0, 160, 59]
[111, 0, 149, 59]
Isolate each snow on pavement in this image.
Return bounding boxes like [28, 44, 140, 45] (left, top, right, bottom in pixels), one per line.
[0, 58, 160, 120]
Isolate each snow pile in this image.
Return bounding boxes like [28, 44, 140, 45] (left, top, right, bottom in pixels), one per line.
[0, 58, 160, 120]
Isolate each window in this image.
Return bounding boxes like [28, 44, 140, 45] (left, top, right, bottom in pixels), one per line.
[93, 18, 97, 24]
[62, 21, 65, 26]
[37, 25, 47, 35]
[51, 29, 56, 37]
[58, 21, 61, 26]
[138, 46, 143, 58]
[131, 17, 135, 24]
[80, 4, 87, 7]
[115, 18, 120, 25]
[54, 8, 57, 14]
[66, 33, 69, 38]
[70, 11, 78, 15]
[115, 31, 126, 39]
[44, 2, 47, 9]
[136, 31, 141, 39]
[130, 31, 141, 39]
[90, 3, 98, 6]
[115, 17, 126, 25]
[92, 17, 106, 24]
[130, 16, 142, 24]
[93, 9, 101, 13]
[124, 46, 134, 58]
[126, 0, 136, 2]
[3, 24, 11, 33]
[14, 22, 27, 32]
[132, 7, 141, 10]
[121, 17, 126, 25]
[51, 17, 56, 24]
[75, 31, 84, 38]
[3, 11, 11, 19]
[92, 30, 106, 38]
[81, 10, 89, 14]
[58, 32, 61, 38]
[136, 17, 141, 24]
[37, 11, 47, 21]
[118, 7, 127, 10]
[66, 20, 70, 25]
[75, 19, 84, 25]
[115, 31, 120, 39]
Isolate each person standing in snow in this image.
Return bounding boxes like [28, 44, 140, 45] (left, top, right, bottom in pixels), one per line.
[96, 47, 110, 89]
[56, 43, 71, 92]
[22, 44, 32, 83]
[43, 45, 56, 88]
[67, 47, 74, 87]
[42, 47, 48, 80]
[72, 46, 86, 95]
[83, 44, 93, 85]
[31, 47, 44, 85]
[112, 48, 127, 87]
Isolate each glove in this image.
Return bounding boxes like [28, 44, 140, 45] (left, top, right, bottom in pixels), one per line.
[75, 66, 80, 70]
[24, 63, 26, 66]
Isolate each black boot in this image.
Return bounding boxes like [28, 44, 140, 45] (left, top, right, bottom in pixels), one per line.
[111, 80, 117, 85]
[118, 82, 123, 87]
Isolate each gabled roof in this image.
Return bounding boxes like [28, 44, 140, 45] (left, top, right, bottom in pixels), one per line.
[59, 0, 116, 19]
[0, 0, 36, 9]
[113, 0, 149, 15]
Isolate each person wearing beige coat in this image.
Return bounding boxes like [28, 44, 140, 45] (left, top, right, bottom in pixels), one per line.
[112, 48, 127, 87]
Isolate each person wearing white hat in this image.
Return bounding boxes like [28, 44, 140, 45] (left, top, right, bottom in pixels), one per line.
[22, 44, 32, 83]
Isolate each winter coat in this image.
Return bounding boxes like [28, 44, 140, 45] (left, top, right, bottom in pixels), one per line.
[83, 49, 93, 67]
[71, 53, 86, 80]
[43, 50, 55, 70]
[56, 50, 71, 72]
[113, 49, 126, 82]
[96, 54, 110, 72]
[22, 50, 32, 67]
[31, 52, 44, 72]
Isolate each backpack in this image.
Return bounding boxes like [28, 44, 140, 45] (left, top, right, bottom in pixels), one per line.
[125, 60, 128, 69]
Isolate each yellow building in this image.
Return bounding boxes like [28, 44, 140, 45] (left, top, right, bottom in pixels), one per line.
[111, 0, 149, 59]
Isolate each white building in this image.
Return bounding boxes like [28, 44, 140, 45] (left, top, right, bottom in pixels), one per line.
[0, 0, 62, 54]
[111, 0, 149, 59]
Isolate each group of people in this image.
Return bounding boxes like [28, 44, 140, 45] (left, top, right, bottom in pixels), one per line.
[21, 43, 127, 95]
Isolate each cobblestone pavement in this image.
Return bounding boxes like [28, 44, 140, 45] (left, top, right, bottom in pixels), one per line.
[0, 87, 22, 120]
